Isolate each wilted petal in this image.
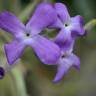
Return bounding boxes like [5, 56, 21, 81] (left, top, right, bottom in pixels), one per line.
[53, 53, 80, 83]
[26, 3, 57, 35]
[54, 3, 70, 23]
[29, 35, 60, 65]
[71, 15, 85, 37]
[0, 11, 25, 37]
[4, 40, 25, 65]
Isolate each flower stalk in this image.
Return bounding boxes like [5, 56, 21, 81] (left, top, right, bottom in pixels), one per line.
[12, 66, 28, 96]
[85, 19, 96, 31]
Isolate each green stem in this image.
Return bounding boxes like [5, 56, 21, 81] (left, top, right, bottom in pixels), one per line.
[85, 19, 96, 31]
[12, 67, 27, 96]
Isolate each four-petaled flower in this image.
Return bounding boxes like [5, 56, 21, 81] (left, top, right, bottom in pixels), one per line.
[0, 3, 60, 65]
[49, 3, 85, 49]
[52, 41, 80, 83]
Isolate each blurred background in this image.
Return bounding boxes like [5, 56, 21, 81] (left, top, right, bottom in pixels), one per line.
[0, 0, 96, 96]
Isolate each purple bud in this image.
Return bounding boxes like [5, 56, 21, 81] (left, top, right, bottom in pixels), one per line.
[0, 67, 5, 79]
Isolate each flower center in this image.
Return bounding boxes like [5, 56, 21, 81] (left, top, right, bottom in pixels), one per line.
[64, 23, 69, 27]
[61, 54, 66, 58]
[64, 21, 71, 28]
[26, 33, 30, 37]
[61, 51, 70, 59]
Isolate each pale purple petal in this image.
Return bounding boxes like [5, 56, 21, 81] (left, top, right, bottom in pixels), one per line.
[69, 53, 80, 70]
[71, 15, 85, 37]
[26, 3, 57, 35]
[0, 11, 25, 37]
[54, 29, 72, 46]
[53, 53, 80, 83]
[54, 3, 70, 23]
[53, 56, 72, 83]
[4, 40, 25, 65]
[29, 35, 60, 65]
[59, 40, 74, 52]
[48, 18, 63, 29]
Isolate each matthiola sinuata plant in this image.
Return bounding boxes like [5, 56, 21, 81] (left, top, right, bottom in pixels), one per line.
[0, 2, 85, 83]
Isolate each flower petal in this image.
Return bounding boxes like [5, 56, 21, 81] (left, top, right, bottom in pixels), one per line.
[29, 35, 60, 65]
[71, 15, 85, 37]
[54, 3, 70, 23]
[69, 53, 80, 70]
[0, 11, 25, 37]
[53, 53, 80, 83]
[60, 40, 74, 52]
[54, 29, 72, 46]
[48, 18, 63, 29]
[4, 40, 25, 65]
[26, 3, 57, 35]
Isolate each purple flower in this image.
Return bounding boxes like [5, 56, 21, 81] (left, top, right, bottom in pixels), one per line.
[53, 41, 80, 83]
[48, 3, 85, 49]
[0, 3, 60, 65]
[48, 3, 85, 83]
